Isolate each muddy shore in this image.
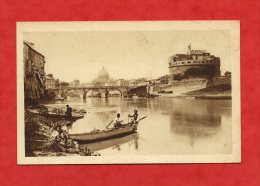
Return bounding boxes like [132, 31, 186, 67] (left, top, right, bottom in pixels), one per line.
[25, 108, 98, 157]
[25, 109, 77, 156]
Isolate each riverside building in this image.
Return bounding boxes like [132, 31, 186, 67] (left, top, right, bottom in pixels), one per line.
[23, 41, 46, 101]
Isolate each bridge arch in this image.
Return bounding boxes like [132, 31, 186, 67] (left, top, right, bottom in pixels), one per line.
[107, 88, 123, 97]
[53, 85, 135, 99]
[127, 85, 148, 97]
[83, 89, 103, 98]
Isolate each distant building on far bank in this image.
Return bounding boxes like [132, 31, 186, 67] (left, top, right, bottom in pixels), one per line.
[129, 78, 150, 87]
[225, 71, 231, 78]
[45, 74, 55, 89]
[168, 44, 221, 83]
[115, 79, 129, 86]
[23, 41, 46, 101]
[71, 79, 80, 87]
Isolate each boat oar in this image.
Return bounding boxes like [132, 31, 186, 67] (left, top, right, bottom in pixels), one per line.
[137, 116, 147, 122]
[106, 120, 114, 128]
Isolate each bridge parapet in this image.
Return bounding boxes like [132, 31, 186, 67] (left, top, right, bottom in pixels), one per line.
[52, 85, 137, 91]
[52, 85, 148, 98]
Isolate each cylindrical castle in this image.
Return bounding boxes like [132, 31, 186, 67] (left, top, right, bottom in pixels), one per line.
[168, 44, 220, 81]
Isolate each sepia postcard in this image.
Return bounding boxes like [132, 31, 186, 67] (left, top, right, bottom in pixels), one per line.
[17, 21, 240, 164]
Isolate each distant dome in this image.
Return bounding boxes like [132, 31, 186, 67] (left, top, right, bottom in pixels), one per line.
[97, 67, 109, 81]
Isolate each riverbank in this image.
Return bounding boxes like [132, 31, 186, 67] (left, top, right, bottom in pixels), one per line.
[184, 84, 231, 99]
[154, 77, 231, 99]
[25, 109, 78, 156]
[25, 106, 99, 157]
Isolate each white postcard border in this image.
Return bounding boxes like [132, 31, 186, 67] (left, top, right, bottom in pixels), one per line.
[17, 21, 240, 164]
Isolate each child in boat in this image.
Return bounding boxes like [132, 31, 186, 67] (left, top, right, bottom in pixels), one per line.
[114, 113, 123, 128]
[128, 110, 139, 124]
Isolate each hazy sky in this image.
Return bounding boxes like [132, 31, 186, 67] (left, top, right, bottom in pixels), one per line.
[24, 30, 231, 83]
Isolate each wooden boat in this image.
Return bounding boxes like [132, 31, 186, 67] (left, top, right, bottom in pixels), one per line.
[28, 109, 84, 120]
[78, 133, 139, 151]
[69, 123, 138, 143]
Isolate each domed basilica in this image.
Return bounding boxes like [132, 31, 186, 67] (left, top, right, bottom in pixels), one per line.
[92, 67, 115, 86]
[97, 67, 109, 81]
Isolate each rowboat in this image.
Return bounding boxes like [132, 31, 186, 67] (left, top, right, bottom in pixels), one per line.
[69, 123, 138, 143]
[28, 109, 84, 120]
[79, 133, 139, 151]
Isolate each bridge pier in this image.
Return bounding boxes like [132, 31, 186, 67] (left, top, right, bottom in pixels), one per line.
[100, 88, 109, 98]
[105, 89, 109, 98]
[83, 89, 87, 99]
[122, 91, 128, 98]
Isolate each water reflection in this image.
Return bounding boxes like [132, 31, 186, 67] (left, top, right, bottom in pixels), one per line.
[170, 99, 221, 135]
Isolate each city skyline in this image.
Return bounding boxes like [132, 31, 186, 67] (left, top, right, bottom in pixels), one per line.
[24, 30, 231, 83]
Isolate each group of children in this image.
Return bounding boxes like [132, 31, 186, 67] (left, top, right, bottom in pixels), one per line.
[51, 124, 76, 148]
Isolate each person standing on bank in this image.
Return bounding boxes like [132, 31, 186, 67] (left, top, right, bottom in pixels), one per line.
[128, 110, 139, 124]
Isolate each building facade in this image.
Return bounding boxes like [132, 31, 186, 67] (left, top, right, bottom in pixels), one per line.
[129, 78, 150, 87]
[115, 79, 129, 86]
[23, 41, 46, 101]
[168, 44, 220, 82]
[71, 79, 80, 87]
[45, 74, 55, 89]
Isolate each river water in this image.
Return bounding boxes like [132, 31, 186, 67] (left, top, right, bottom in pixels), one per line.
[45, 97, 232, 155]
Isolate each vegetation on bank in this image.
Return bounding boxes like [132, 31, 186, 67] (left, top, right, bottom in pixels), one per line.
[25, 110, 78, 156]
[25, 107, 99, 157]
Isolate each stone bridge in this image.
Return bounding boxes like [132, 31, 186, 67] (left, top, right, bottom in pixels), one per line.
[52, 85, 145, 98]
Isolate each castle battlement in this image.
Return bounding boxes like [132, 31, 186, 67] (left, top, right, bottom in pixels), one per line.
[168, 44, 221, 81]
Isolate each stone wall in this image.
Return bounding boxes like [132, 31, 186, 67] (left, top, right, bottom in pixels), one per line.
[169, 64, 219, 81]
